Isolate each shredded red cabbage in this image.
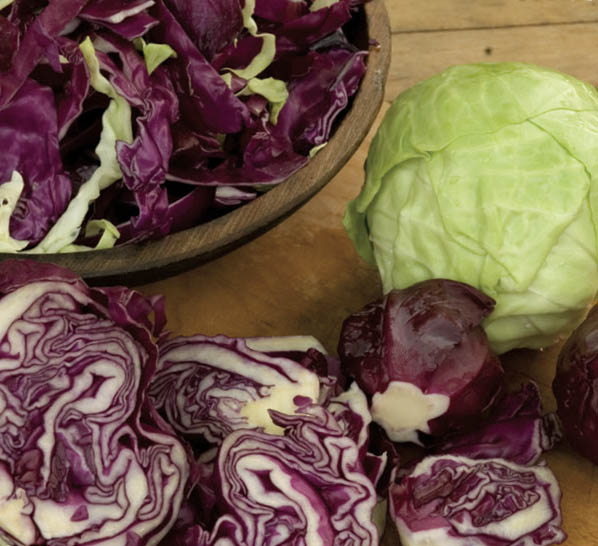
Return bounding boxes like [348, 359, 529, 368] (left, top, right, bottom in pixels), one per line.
[0, 0, 369, 251]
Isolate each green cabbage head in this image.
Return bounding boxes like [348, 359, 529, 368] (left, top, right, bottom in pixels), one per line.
[344, 62, 598, 354]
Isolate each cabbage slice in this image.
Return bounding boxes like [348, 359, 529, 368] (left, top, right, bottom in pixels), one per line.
[390, 454, 566, 546]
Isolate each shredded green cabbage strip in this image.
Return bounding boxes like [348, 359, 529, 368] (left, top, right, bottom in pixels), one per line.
[133, 37, 177, 75]
[29, 37, 133, 254]
[224, 0, 276, 81]
[0, 171, 29, 252]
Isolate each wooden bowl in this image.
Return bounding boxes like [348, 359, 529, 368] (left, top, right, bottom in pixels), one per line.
[6, 1, 391, 286]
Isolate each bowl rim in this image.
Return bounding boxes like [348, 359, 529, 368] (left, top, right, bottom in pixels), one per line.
[3, 0, 391, 285]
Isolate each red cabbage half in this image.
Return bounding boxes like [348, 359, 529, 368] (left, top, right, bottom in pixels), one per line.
[0, 260, 190, 545]
[148, 331, 386, 545]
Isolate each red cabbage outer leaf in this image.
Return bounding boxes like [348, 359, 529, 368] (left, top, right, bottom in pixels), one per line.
[163, 0, 243, 60]
[79, 0, 160, 39]
[0, 78, 72, 245]
[185, 405, 380, 546]
[148, 0, 250, 134]
[149, 334, 322, 445]
[0, 257, 85, 293]
[553, 304, 598, 466]
[432, 382, 562, 466]
[390, 455, 566, 546]
[338, 279, 504, 444]
[272, 47, 367, 154]
[0, 0, 89, 106]
[0, 260, 190, 546]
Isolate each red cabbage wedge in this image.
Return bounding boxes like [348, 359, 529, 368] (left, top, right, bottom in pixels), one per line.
[172, 405, 380, 546]
[338, 279, 504, 444]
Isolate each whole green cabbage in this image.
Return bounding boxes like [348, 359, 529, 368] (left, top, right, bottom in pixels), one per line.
[344, 62, 598, 354]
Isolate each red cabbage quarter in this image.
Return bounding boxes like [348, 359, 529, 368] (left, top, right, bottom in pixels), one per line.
[149, 334, 324, 444]
[338, 279, 504, 444]
[553, 304, 598, 466]
[390, 455, 566, 546]
[0, 260, 190, 545]
[180, 405, 380, 546]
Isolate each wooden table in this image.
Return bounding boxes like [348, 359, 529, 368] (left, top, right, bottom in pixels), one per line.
[141, 2, 598, 543]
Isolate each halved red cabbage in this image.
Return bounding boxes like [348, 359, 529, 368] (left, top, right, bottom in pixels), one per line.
[338, 279, 504, 444]
[432, 382, 562, 466]
[0, 260, 190, 545]
[178, 404, 380, 546]
[390, 454, 566, 546]
[553, 304, 598, 466]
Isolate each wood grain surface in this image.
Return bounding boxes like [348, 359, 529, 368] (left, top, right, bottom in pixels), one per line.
[138, 2, 598, 544]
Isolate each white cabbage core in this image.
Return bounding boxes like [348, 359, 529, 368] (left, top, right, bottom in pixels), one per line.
[371, 381, 450, 444]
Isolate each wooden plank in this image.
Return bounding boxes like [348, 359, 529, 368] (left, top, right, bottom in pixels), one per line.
[388, 0, 598, 33]
[386, 21, 598, 102]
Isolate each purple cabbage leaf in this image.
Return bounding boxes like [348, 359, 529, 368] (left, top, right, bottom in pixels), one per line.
[432, 382, 562, 466]
[79, 0, 160, 39]
[0, 78, 72, 248]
